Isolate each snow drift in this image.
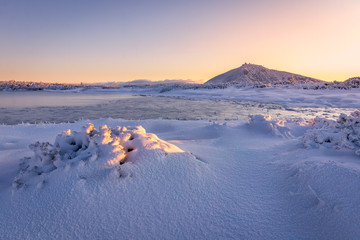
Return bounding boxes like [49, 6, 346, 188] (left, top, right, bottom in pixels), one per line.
[249, 111, 360, 157]
[13, 123, 186, 189]
[248, 114, 308, 138]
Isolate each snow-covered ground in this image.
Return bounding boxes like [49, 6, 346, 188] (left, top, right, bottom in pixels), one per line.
[54, 84, 360, 109]
[112, 86, 360, 108]
[4, 82, 360, 108]
[1, 87, 360, 239]
[1, 112, 360, 239]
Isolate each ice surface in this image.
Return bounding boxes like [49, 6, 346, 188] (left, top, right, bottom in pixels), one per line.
[0, 91, 137, 108]
[0, 91, 357, 125]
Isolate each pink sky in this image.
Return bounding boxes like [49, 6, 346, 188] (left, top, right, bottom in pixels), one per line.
[1, 0, 359, 83]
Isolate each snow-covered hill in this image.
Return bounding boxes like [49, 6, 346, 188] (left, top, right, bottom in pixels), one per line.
[342, 77, 360, 88]
[205, 63, 325, 85]
[0, 80, 79, 91]
[0, 79, 198, 91]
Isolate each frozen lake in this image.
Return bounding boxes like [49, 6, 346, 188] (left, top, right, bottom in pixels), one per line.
[0, 91, 138, 108]
[0, 91, 356, 124]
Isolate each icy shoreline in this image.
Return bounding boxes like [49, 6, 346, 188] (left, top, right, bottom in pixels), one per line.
[127, 86, 360, 108]
[59, 85, 360, 108]
[3, 81, 360, 108]
[1, 90, 358, 125]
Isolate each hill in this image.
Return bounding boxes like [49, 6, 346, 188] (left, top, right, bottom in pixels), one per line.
[205, 63, 325, 85]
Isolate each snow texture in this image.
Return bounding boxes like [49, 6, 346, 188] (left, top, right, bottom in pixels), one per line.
[2, 117, 360, 239]
[303, 111, 360, 155]
[13, 123, 186, 190]
[249, 110, 360, 157]
[150, 86, 360, 108]
[248, 114, 309, 138]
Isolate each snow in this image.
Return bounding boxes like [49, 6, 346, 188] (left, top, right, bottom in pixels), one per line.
[4, 74, 360, 110]
[1, 113, 360, 239]
[144, 86, 360, 108]
[2, 83, 360, 238]
[13, 123, 187, 190]
[302, 111, 360, 155]
[205, 63, 323, 85]
[52, 83, 360, 109]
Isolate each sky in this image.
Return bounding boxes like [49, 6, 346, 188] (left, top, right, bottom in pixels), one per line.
[0, 0, 359, 83]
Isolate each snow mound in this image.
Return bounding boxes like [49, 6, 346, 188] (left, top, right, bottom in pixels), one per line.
[248, 114, 307, 138]
[13, 123, 185, 189]
[303, 111, 360, 155]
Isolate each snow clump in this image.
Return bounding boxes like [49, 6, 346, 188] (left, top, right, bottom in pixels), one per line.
[13, 123, 184, 189]
[303, 111, 360, 155]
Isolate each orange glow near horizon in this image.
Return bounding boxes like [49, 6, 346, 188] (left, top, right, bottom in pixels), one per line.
[1, 0, 359, 84]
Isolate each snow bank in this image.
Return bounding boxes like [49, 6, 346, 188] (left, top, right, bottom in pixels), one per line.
[303, 111, 360, 155]
[13, 123, 185, 189]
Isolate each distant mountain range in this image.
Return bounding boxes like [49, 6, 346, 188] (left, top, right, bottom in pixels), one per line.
[93, 79, 198, 86]
[1, 64, 359, 91]
[205, 63, 325, 85]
